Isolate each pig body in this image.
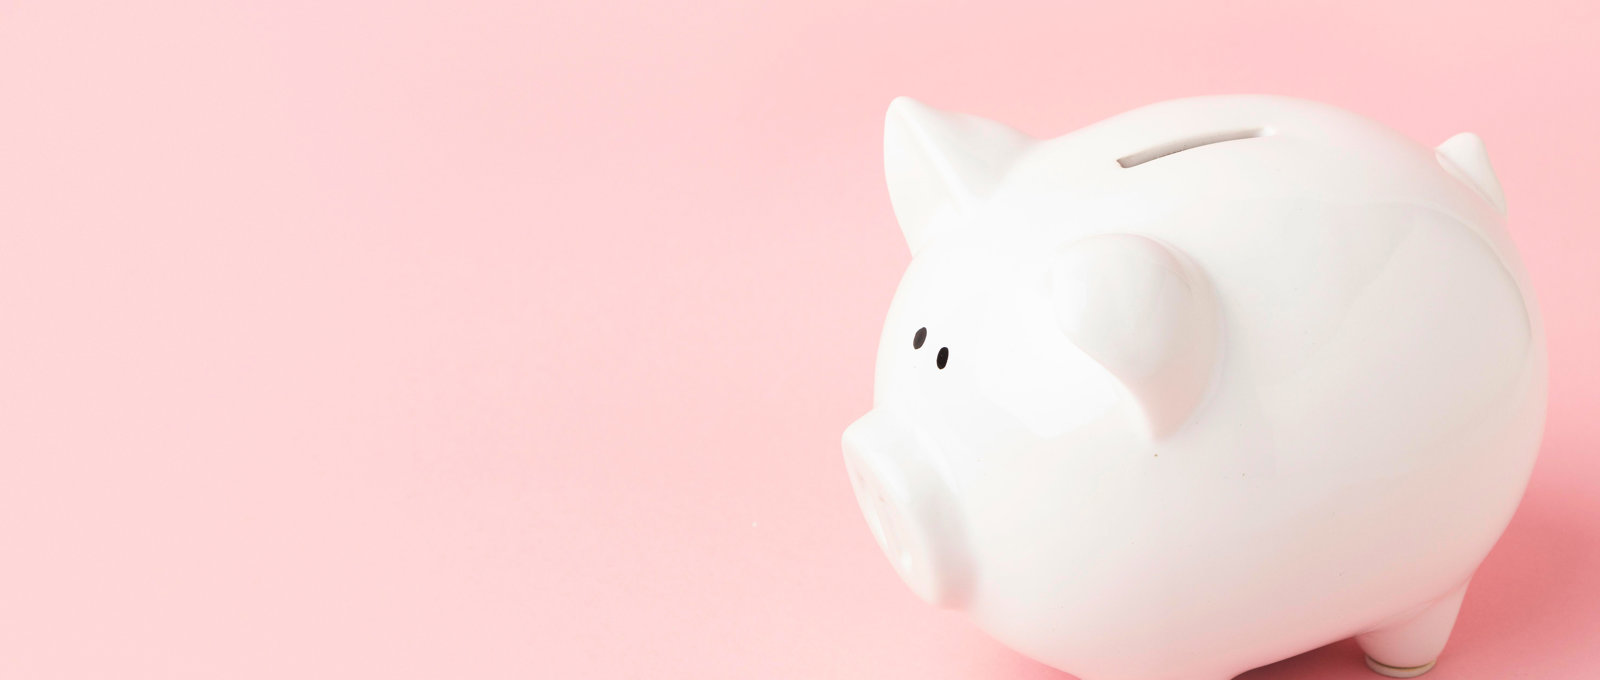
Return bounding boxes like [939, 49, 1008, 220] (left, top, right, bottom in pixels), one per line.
[842, 96, 1545, 680]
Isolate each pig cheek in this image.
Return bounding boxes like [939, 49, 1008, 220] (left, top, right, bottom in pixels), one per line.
[977, 288, 1123, 438]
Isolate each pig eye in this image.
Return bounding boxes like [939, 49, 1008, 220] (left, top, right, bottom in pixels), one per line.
[913, 327, 927, 349]
[936, 347, 949, 369]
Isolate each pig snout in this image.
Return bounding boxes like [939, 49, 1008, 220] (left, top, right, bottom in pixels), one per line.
[841, 410, 973, 608]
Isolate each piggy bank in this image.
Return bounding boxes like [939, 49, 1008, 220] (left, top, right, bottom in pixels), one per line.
[841, 95, 1545, 680]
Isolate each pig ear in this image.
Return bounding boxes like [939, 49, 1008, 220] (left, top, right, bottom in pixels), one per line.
[1436, 132, 1506, 214]
[884, 97, 1033, 255]
[1049, 235, 1219, 438]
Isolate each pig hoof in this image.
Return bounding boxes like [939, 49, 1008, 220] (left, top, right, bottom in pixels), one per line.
[1355, 585, 1467, 678]
[1364, 656, 1435, 678]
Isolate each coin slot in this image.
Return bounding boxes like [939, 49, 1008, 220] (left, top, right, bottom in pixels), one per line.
[1117, 127, 1273, 168]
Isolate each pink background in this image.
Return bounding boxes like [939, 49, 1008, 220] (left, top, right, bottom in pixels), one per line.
[2, 1, 1598, 678]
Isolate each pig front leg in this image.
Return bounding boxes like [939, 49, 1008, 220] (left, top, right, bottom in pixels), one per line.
[1355, 584, 1469, 677]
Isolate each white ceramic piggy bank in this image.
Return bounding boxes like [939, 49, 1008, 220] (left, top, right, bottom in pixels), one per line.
[842, 95, 1545, 680]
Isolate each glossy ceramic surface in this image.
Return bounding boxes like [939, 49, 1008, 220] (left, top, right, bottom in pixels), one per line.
[842, 95, 1546, 680]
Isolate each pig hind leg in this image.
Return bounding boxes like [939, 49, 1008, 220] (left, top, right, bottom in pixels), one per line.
[1355, 584, 1469, 678]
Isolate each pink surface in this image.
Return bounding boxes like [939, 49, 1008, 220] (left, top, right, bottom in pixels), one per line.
[1, 1, 1597, 678]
